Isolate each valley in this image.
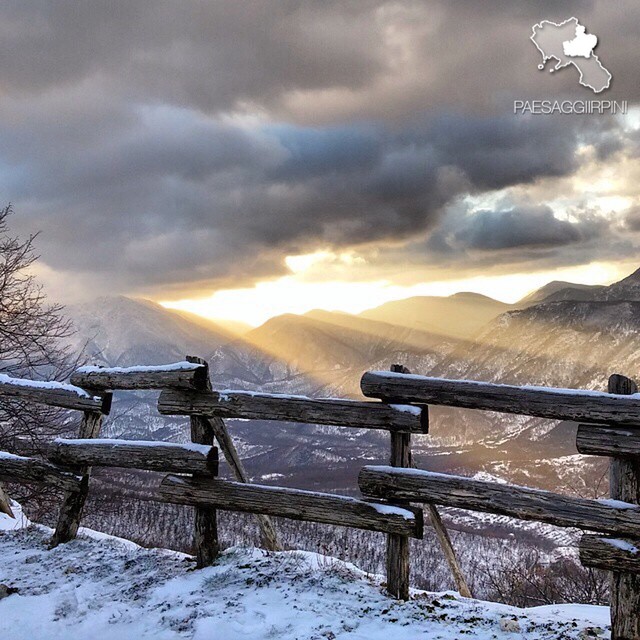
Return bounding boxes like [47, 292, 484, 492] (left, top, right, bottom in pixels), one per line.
[58, 270, 640, 563]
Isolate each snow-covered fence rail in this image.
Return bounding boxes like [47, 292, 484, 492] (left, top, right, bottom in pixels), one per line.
[580, 536, 640, 576]
[361, 369, 640, 640]
[159, 475, 423, 538]
[576, 423, 640, 456]
[359, 466, 640, 538]
[70, 361, 209, 391]
[360, 371, 640, 426]
[46, 439, 219, 475]
[157, 388, 428, 432]
[0, 373, 109, 413]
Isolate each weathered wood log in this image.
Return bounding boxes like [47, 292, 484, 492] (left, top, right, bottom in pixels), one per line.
[385, 364, 412, 600]
[206, 415, 282, 552]
[0, 374, 107, 413]
[71, 362, 209, 391]
[608, 374, 640, 640]
[185, 356, 219, 567]
[0, 452, 82, 492]
[387, 430, 411, 599]
[159, 475, 424, 538]
[580, 535, 640, 575]
[426, 503, 472, 598]
[390, 432, 412, 468]
[191, 418, 220, 567]
[50, 410, 103, 547]
[360, 371, 640, 426]
[359, 465, 640, 537]
[47, 439, 218, 475]
[577, 423, 640, 457]
[157, 389, 428, 433]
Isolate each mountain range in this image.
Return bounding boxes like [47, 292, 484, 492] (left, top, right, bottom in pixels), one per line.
[63, 267, 640, 504]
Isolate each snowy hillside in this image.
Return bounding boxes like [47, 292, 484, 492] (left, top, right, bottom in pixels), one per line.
[0, 508, 610, 639]
[67, 296, 234, 367]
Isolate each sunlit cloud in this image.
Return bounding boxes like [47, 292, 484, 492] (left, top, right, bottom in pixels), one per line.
[160, 260, 628, 326]
[3, 1, 640, 311]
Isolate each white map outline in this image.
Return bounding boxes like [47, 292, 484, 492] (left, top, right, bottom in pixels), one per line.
[530, 17, 612, 94]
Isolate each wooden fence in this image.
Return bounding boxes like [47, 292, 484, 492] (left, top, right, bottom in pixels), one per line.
[0, 358, 428, 579]
[2, 362, 640, 638]
[360, 370, 640, 640]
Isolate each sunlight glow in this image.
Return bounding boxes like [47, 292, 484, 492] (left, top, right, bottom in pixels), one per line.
[159, 259, 628, 327]
[285, 250, 366, 274]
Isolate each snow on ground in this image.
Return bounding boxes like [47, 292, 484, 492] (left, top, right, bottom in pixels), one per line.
[0, 501, 30, 531]
[0, 513, 610, 639]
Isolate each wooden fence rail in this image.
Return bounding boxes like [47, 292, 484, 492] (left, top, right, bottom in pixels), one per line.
[0, 452, 82, 492]
[159, 474, 424, 537]
[580, 535, 640, 575]
[576, 424, 640, 456]
[46, 439, 219, 475]
[361, 371, 640, 426]
[158, 388, 428, 432]
[359, 465, 640, 538]
[0, 374, 109, 413]
[70, 362, 209, 391]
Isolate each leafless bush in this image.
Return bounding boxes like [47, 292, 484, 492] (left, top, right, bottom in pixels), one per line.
[0, 204, 80, 508]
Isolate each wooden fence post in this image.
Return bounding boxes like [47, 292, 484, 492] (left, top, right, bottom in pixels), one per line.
[185, 356, 219, 567]
[50, 408, 105, 546]
[608, 373, 640, 640]
[385, 365, 471, 600]
[185, 356, 281, 557]
[386, 364, 412, 599]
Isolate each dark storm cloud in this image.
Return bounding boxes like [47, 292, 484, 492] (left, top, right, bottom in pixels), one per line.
[0, 0, 638, 297]
[0, 1, 387, 113]
[0, 0, 633, 121]
[2, 104, 596, 292]
[393, 199, 625, 278]
[453, 205, 602, 251]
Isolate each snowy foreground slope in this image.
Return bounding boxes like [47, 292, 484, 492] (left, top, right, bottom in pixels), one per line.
[0, 508, 609, 640]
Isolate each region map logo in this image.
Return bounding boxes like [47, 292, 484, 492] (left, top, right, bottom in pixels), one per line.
[513, 17, 626, 116]
[530, 17, 610, 93]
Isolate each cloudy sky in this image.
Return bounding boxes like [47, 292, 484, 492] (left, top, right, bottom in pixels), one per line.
[2, 1, 640, 324]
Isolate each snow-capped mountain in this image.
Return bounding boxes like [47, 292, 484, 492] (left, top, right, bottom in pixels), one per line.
[62, 268, 640, 498]
[516, 281, 606, 307]
[68, 296, 235, 367]
[446, 267, 640, 390]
